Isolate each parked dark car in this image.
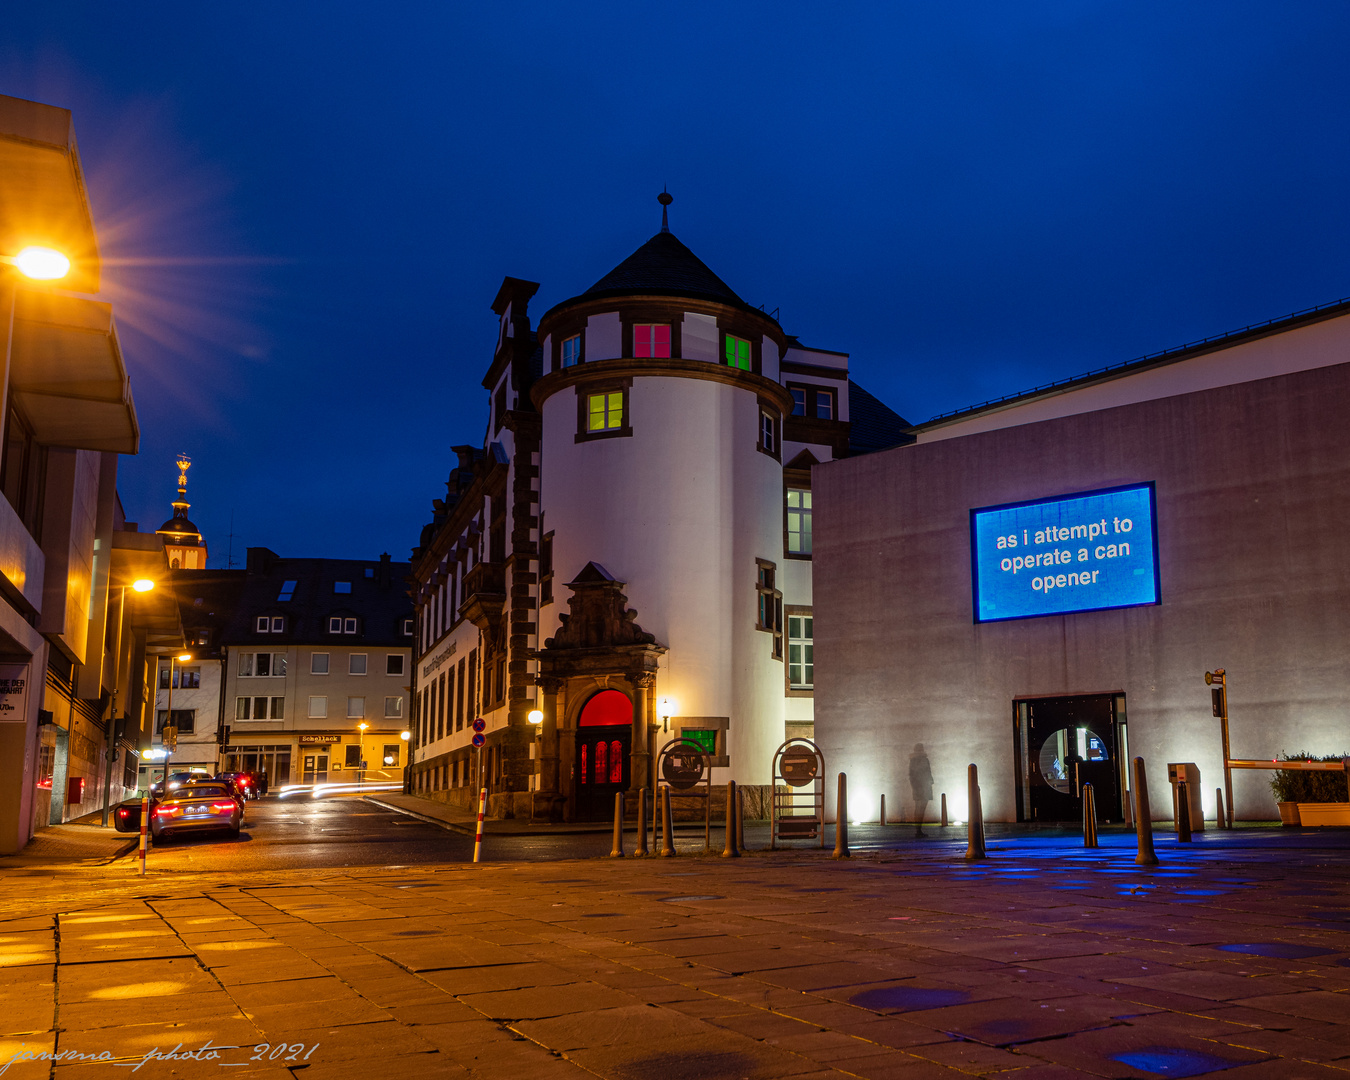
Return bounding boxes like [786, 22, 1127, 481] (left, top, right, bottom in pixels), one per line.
[113, 798, 148, 832]
[150, 782, 243, 841]
[150, 771, 198, 799]
[216, 771, 257, 801]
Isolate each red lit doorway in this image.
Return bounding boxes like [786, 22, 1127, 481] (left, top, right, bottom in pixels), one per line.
[575, 689, 632, 820]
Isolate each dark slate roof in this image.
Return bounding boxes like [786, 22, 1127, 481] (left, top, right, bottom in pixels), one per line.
[170, 569, 247, 660]
[223, 549, 413, 647]
[848, 380, 915, 455]
[543, 231, 768, 321]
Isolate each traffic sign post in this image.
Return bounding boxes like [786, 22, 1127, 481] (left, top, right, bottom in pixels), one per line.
[471, 719, 487, 863]
[1205, 670, 1233, 828]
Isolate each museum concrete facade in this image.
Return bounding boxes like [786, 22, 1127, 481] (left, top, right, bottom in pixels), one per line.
[814, 298, 1350, 824]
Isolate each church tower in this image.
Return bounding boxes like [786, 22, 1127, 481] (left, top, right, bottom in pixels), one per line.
[155, 455, 208, 569]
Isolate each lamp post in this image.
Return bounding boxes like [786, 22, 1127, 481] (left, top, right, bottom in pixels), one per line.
[101, 578, 156, 826]
[159, 652, 192, 795]
[358, 722, 369, 792]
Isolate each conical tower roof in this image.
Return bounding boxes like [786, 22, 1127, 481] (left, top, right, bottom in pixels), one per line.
[579, 230, 747, 308]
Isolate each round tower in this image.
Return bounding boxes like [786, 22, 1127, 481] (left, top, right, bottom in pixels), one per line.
[533, 196, 791, 794]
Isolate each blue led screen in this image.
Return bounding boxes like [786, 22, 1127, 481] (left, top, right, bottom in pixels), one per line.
[971, 483, 1159, 623]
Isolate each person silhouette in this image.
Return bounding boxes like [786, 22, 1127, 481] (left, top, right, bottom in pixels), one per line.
[909, 744, 933, 837]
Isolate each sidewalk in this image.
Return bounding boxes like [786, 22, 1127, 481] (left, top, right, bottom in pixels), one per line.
[0, 821, 135, 867]
[3, 829, 1350, 1078]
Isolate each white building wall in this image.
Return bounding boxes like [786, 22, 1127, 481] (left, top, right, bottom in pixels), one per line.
[586, 312, 622, 362]
[539, 374, 785, 784]
[682, 313, 719, 362]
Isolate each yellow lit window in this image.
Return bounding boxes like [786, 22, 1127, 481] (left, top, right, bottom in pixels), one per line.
[588, 392, 624, 432]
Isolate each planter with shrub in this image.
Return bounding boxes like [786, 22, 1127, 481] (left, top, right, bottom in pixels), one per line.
[1269, 752, 1350, 826]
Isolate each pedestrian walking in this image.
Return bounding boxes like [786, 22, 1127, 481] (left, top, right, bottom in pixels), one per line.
[909, 743, 933, 837]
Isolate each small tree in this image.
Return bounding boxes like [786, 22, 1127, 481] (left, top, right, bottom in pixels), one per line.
[1269, 752, 1350, 803]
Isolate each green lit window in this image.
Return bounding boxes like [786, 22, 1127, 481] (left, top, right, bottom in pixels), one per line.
[725, 335, 751, 370]
[787, 489, 812, 554]
[588, 392, 624, 432]
[682, 729, 717, 756]
[788, 614, 813, 689]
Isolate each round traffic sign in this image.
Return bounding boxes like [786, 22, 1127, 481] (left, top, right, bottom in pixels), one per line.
[662, 746, 706, 790]
[780, 745, 819, 788]
[472, 717, 486, 733]
[471, 733, 486, 748]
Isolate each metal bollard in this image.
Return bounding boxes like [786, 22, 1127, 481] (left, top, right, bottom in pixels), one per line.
[736, 787, 746, 852]
[635, 787, 649, 856]
[1216, 787, 1226, 830]
[1133, 757, 1159, 865]
[964, 764, 986, 860]
[660, 787, 675, 857]
[833, 773, 850, 859]
[941, 793, 948, 827]
[880, 793, 887, 826]
[609, 791, 625, 858]
[1082, 782, 1098, 847]
[722, 781, 740, 857]
[1176, 780, 1192, 842]
[472, 786, 488, 864]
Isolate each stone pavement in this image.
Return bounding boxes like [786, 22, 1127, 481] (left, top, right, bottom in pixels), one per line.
[1, 828, 1349, 1079]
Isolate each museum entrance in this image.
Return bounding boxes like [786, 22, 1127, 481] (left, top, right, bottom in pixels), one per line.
[1014, 693, 1127, 823]
[574, 689, 633, 821]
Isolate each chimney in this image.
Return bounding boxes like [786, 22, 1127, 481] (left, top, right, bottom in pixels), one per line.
[378, 552, 391, 588]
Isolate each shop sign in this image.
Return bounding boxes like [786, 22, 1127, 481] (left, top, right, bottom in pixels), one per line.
[0, 664, 29, 723]
[971, 482, 1160, 623]
[299, 735, 338, 745]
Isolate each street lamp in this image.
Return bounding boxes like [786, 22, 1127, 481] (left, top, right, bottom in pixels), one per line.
[159, 652, 193, 793]
[102, 577, 157, 827]
[657, 697, 676, 733]
[357, 722, 369, 792]
[3, 246, 71, 281]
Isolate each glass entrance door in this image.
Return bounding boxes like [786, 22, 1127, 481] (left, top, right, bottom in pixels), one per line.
[1014, 694, 1122, 823]
[301, 754, 329, 787]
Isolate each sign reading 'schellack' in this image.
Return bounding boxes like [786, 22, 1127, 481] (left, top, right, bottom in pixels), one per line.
[970, 483, 1160, 623]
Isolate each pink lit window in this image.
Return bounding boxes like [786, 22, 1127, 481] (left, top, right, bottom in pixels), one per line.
[634, 324, 671, 358]
[595, 740, 607, 783]
[609, 741, 623, 783]
[580, 744, 588, 784]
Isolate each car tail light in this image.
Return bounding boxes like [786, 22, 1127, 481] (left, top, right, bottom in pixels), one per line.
[212, 803, 237, 812]
[116, 808, 128, 819]
[154, 807, 175, 817]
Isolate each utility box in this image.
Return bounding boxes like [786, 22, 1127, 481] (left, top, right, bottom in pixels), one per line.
[1167, 762, 1205, 832]
[66, 776, 85, 805]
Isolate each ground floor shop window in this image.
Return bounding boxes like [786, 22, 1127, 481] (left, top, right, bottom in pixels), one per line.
[220, 745, 292, 787]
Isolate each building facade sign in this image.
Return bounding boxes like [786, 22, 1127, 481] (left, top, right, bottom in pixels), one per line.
[0, 664, 30, 723]
[298, 735, 339, 745]
[971, 482, 1160, 623]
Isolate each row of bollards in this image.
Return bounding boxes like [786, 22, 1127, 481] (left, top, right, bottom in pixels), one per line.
[607, 756, 1177, 865]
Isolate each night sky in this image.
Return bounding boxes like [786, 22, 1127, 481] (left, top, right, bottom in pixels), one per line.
[6, 4, 1350, 564]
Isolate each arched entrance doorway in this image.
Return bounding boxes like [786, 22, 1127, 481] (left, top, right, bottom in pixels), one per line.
[575, 689, 632, 820]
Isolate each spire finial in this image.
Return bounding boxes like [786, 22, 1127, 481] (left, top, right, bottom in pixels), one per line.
[658, 188, 672, 233]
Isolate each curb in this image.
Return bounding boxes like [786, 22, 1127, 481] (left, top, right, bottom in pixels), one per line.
[362, 797, 615, 837]
[363, 797, 476, 836]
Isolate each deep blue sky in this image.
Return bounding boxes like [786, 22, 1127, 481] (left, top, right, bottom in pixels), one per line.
[6, 4, 1350, 564]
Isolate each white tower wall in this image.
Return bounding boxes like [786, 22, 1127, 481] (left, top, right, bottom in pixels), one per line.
[539, 371, 785, 784]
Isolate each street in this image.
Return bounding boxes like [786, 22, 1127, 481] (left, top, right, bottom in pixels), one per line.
[4, 803, 1350, 1078]
[129, 795, 625, 871]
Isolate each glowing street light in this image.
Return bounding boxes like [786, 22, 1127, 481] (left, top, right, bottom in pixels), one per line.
[400, 730, 411, 741]
[527, 709, 543, 725]
[8, 246, 71, 281]
[132, 579, 155, 592]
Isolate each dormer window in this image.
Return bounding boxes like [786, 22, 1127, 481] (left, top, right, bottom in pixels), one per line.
[633, 324, 671, 359]
[256, 616, 269, 633]
[334, 582, 352, 594]
[562, 334, 582, 367]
